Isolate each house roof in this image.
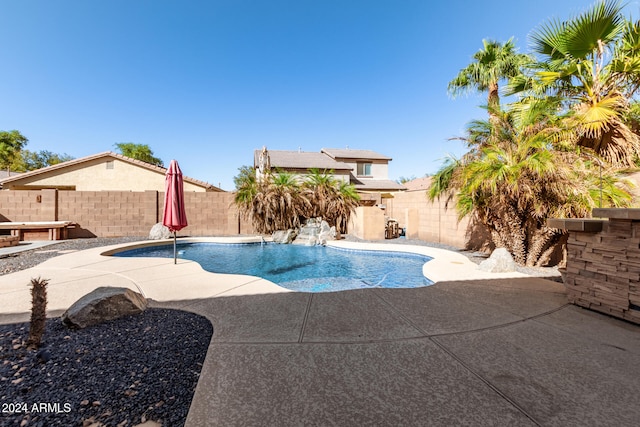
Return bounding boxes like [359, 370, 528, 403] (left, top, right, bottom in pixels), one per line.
[321, 148, 392, 161]
[0, 170, 24, 182]
[0, 151, 222, 191]
[0, 171, 24, 189]
[254, 149, 353, 171]
[403, 176, 432, 191]
[351, 177, 407, 191]
[0, 171, 24, 179]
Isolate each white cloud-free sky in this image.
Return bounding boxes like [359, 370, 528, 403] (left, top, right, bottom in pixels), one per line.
[1, 0, 633, 189]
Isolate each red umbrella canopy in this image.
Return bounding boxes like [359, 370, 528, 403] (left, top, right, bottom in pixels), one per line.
[162, 159, 188, 232]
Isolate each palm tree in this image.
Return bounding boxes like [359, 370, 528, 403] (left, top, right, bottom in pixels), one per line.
[302, 169, 360, 233]
[430, 98, 632, 266]
[234, 166, 360, 236]
[520, 0, 640, 166]
[234, 167, 305, 234]
[331, 181, 361, 234]
[448, 39, 532, 122]
[303, 169, 337, 220]
[255, 172, 309, 234]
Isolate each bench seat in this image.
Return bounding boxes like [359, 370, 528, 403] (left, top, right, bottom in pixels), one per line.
[0, 221, 76, 241]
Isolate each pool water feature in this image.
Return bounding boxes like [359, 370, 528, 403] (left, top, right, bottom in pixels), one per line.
[115, 243, 433, 292]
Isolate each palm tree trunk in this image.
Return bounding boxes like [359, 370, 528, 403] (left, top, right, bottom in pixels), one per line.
[526, 226, 557, 266]
[507, 216, 527, 265]
[488, 81, 500, 123]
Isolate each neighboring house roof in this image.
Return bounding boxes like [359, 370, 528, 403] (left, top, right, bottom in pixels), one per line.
[0, 171, 24, 180]
[351, 177, 407, 191]
[403, 176, 432, 191]
[254, 149, 352, 171]
[0, 151, 222, 191]
[321, 148, 392, 161]
[0, 171, 24, 189]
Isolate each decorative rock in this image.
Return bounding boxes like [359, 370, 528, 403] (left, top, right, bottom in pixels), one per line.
[478, 248, 517, 273]
[148, 223, 171, 240]
[293, 218, 337, 246]
[62, 287, 148, 329]
[272, 229, 297, 244]
[318, 221, 336, 245]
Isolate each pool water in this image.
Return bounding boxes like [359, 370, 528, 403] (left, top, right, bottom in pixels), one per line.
[115, 243, 433, 292]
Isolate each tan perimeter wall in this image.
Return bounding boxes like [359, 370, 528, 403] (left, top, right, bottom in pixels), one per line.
[385, 190, 492, 251]
[0, 189, 253, 238]
[0, 188, 488, 249]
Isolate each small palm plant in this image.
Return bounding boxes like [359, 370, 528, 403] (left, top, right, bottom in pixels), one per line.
[27, 277, 49, 350]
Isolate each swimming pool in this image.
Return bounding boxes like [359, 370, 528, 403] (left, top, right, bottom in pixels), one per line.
[115, 243, 433, 292]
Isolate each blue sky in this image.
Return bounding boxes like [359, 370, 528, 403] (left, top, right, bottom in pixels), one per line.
[0, 0, 633, 190]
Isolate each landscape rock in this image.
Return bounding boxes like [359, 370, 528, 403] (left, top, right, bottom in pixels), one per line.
[478, 247, 517, 273]
[293, 218, 336, 246]
[272, 229, 297, 244]
[318, 221, 336, 245]
[62, 287, 148, 329]
[148, 223, 171, 240]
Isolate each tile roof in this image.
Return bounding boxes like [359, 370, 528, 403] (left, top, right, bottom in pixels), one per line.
[254, 149, 352, 171]
[321, 148, 392, 161]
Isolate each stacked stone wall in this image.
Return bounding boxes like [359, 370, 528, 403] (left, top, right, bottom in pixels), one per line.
[557, 211, 640, 324]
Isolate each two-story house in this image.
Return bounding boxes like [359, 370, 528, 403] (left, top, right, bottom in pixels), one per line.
[253, 147, 406, 193]
[320, 148, 406, 192]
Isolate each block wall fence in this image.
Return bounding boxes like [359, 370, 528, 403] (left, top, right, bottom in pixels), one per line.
[385, 190, 492, 251]
[0, 189, 486, 249]
[0, 189, 254, 238]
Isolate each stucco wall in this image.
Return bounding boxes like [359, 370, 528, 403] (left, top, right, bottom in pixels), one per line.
[255, 169, 351, 185]
[4, 158, 208, 192]
[348, 206, 386, 240]
[339, 160, 388, 180]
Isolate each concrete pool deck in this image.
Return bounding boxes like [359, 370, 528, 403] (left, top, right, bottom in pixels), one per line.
[1, 238, 639, 425]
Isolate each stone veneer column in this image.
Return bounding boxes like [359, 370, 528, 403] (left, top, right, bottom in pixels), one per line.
[548, 208, 640, 324]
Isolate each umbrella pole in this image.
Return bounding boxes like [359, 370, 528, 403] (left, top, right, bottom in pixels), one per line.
[173, 231, 177, 264]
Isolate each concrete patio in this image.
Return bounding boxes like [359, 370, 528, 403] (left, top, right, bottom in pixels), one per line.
[1, 239, 639, 426]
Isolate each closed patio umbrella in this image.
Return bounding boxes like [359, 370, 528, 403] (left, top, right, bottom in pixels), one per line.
[162, 159, 188, 264]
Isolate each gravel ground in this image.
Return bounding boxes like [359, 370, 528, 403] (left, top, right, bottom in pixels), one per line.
[1, 237, 212, 427]
[0, 237, 146, 276]
[0, 309, 212, 427]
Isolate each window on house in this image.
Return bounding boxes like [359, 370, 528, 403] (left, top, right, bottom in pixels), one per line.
[357, 163, 372, 176]
[106, 160, 114, 169]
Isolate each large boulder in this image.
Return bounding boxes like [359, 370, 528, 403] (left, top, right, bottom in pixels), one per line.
[272, 229, 297, 244]
[478, 248, 518, 273]
[62, 287, 148, 329]
[149, 223, 171, 240]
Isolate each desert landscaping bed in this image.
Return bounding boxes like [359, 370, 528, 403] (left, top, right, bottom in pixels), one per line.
[0, 308, 212, 427]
